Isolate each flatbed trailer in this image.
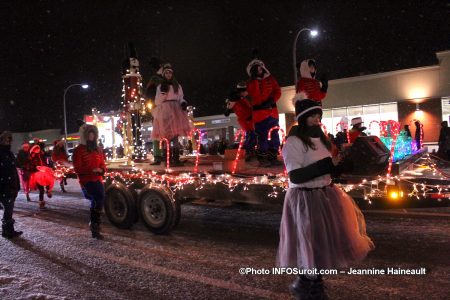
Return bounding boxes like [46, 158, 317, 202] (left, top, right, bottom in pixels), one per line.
[100, 150, 449, 234]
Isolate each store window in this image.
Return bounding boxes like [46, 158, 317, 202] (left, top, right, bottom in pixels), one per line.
[321, 102, 398, 135]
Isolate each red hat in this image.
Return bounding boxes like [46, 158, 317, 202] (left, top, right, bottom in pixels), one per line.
[30, 145, 41, 154]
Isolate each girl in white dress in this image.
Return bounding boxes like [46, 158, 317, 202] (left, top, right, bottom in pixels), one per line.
[277, 93, 374, 299]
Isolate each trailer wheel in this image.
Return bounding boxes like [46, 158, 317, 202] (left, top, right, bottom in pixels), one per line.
[105, 184, 137, 229]
[139, 189, 177, 234]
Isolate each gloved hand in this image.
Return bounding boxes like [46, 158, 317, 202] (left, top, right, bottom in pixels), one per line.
[319, 74, 328, 93]
[180, 101, 187, 111]
[160, 83, 169, 93]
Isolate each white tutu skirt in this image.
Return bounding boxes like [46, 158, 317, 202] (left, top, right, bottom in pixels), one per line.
[151, 101, 192, 140]
[29, 166, 55, 192]
[277, 185, 374, 270]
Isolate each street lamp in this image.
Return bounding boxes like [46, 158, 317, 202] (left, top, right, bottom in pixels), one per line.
[293, 28, 319, 86]
[63, 83, 89, 151]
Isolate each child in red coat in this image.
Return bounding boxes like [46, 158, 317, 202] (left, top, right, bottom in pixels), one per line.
[73, 125, 107, 239]
[225, 82, 257, 161]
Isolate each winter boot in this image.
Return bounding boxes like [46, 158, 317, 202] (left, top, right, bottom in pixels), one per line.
[1, 219, 23, 239]
[310, 275, 328, 300]
[268, 149, 284, 166]
[39, 200, 46, 209]
[26, 193, 31, 202]
[60, 181, 67, 193]
[257, 151, 271, 168]
[150, 156, 162, 165]
[89, 208, 104, 239]
[39, 192, 46, 209]
[46, 187, 52, 198]
[170, 146, 184, 167]
[245, 150, 256, 162]
[289, 275, 314, 300]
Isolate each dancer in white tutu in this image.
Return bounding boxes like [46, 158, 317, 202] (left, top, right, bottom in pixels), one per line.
[277, 93, 374, 299]
[151, 63, 192, 166]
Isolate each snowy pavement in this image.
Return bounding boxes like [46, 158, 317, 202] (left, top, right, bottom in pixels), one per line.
[0, 180, 449, 299]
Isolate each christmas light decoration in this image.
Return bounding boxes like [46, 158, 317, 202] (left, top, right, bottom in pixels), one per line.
[189, 128, 204, 173]
[159, 138, 170, 172]
[268, 126, 287, 176]
[232, 129, 246, 174]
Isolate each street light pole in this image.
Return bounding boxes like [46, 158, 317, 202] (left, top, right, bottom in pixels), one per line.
[63, 83, 89, 151]
[293, 28, 318, 86]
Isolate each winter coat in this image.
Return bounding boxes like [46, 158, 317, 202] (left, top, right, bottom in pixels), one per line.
[73, 145, 106, 186]
[51, 150, 68, 164]
[0, 145, 20, 199]
[73, 125, 106, 186]
[247, 75, 281, 124]
[227, 93, 254, 131]
[296, 60, 326, 103]
[16, 149, 29, 169]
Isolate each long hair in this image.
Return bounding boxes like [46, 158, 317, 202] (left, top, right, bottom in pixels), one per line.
[162, 75, 180, 94]
[294, 117, 332, 152]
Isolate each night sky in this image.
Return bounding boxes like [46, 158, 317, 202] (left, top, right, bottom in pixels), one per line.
[1, 0, 449, 133]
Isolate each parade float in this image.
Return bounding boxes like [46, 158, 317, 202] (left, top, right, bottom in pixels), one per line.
[55, 45, 449, 235]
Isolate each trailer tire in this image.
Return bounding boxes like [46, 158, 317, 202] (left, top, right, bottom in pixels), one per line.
[139, 189, 177, 234]
[105, 184, 137, 229]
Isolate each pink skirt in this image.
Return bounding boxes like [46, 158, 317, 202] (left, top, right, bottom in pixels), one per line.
[29, 166, 55, 192]
[277, 185, 374, 270]
[151, 101, 192, 140]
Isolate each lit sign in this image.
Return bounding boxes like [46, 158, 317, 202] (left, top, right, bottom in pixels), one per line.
[194, 121, 206, 126]
[211, 118, 230, 125]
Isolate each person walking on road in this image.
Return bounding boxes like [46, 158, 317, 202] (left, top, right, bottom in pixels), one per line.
[0, 131, 23, 238]
[73, 125, 107, 239]
[277, 94, 374, 299]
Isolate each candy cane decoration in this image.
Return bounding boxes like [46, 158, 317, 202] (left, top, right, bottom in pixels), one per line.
[379, 121, 387, 137]
[159, 138, 170, 172]
[386, 120, 401, 177]
[268, 126, 287, 176]
[189, 128, 203, 173]
[369, 120, 380, 135]
[232, 129, 246, 175]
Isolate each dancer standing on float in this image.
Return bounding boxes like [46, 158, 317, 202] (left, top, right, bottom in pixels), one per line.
[145, 57, 165, 165]
[246, 54, 282, 167]
[151, 63, 192, 166]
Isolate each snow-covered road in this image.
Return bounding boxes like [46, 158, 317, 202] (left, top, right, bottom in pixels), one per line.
[1, 180, 449, 299]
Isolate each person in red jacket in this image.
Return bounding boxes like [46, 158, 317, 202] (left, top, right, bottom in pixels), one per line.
[224, 81, 257, 161]
[348, 117, 367, 143]
[51, 140, 69, 193]
[246, 58, 282, 167]
[73, 125, 107, 239]
[296, 59, 328, 105]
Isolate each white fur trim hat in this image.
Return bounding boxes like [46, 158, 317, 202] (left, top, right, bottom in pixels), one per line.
[246, 59, 270, 77]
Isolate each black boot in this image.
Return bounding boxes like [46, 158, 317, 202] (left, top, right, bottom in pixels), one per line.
[89, 208, 104, 239]
[150, 156, 162, 165]
[2, 219, 23, 239]
[26, 193, 31, 202]
[310, 275, 328, 300]
[268, 148, 283, 166]
[257, 151, 271, 168]
[289, 275, 314, 300]
[60, 181, 67, 193]
[170, 146, 184, 167]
